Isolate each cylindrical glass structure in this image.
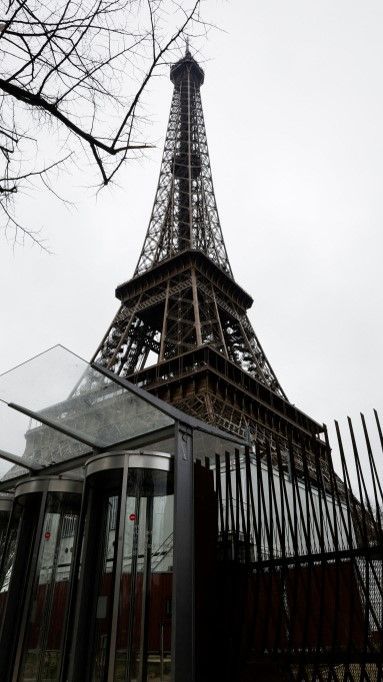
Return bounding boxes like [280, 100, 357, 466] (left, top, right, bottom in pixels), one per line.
[0, 477, 83, 682]
[69, 451, 174, 682]
[0, 493, 15, 630]
[0, 494, 13, 555]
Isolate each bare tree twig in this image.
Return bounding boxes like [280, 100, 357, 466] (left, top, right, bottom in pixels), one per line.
[0, 0, 205, 248]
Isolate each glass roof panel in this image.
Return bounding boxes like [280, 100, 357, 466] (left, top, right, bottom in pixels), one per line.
[0, 399, 91, 479]
[0, 345, 174, 475]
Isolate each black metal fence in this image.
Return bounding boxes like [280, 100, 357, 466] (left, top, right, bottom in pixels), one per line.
[199, 411, 383, 681]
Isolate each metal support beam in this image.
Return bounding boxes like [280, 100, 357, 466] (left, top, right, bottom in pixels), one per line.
[0, 447, 41, 472]
[191, 267, 203, 346]
[172, 421, 194, 682]
[8, 401, 102, 450]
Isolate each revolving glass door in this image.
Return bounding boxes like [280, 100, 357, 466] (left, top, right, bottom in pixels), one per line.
[77, 452, 174, 682]
[0, 493, 15, 631]
[114, 467, 173, 681]
[16, 489, 81, 682]
[0, 478, 82, 682]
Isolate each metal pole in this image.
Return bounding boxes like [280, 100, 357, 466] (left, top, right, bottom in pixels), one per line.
[107, 460, 129, 682]
[160, 623, 164, 682]
[171, 421, 194, 682]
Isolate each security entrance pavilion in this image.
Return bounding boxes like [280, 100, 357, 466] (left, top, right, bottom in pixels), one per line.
[0, 345, 247, 682]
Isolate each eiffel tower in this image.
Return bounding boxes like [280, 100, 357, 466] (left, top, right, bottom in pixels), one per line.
[93, 46, 324, 455]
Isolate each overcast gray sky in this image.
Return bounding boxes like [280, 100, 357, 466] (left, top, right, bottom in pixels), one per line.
[0, 0, 382, 471]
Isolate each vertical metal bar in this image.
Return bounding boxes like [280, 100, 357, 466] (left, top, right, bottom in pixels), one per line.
[300, 437, 321, 553]
[67, 486, 95, 682]
[361, 413, 383, 534]
[301, 441, 328, 658]
[286, 438, 302, 654]
[236, 450, 247, 548]
[312, 438, 339, 656]
[12, 490, 48, 682]
[300, 443, 312, 556]
[265, 443, 274, 560]
[234, 450, 241, 548]
[171, 422, 194, 682]
[295, 440, 319, 661]
[334, 421, 358, 546]
[348, 416, 377, 542]
[265, 444, 284, 651]
[275, 438, 297, 556]
[313, 447, 325, 553]
[160, 623, 164, 682]
[60, 481, 87, 682]
[275, 438, 286, 558]
[139, 493, 154, 682]
[314, 434, 338, 552]
[256, 441, 274, 655]
[125, 490, 141, 682]
[322, 427, 354, 658]
[266, 441, 284, 558]
[107, 459, 129, 682]
[333, 424, 381, 650]
[274, 438, 292, 651]
[225, 451, 236, 558]
[224, 451, 230, 555]
[247, 447, 261, 560]
[288, 438, 310, 554]
[215, 454, 225, 539]
[255, 446, 269, 557]
[324, 435, 340, 550]
[244, 446, 252, 564]
[287, 437, 299, 555]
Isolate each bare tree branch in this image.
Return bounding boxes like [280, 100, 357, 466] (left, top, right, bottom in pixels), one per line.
[0, 0, 205, 248]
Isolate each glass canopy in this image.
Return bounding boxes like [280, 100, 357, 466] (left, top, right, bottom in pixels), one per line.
[0, 345, 246, 482]
[0, 345, 174, 477]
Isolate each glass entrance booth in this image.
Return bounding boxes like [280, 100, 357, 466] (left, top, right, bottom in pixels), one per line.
[0, 346, 245, 682]
[71, 452, 174, 682]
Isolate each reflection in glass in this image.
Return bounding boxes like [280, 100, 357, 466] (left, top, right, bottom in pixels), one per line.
[0, 496, 12, 563]
[90, 494, 118, 682]
[17, 493, 80, 682]
[115, 468, 173, 682]
[0, 345, 174, 473]
[0, 500, 20, 630]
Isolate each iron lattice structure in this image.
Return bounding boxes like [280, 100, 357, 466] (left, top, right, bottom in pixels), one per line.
[92, 46, 337, 492]
[135, 49, 232, 278]
[93, 48, 287, 413]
